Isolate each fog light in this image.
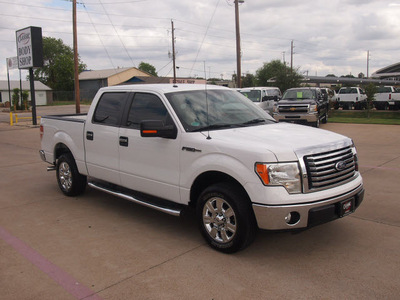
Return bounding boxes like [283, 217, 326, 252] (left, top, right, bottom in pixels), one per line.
[285, 212, 292, 223]
[285, 211, 300, 225]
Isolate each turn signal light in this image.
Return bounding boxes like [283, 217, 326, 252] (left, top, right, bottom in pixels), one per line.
[256, 164, 269, 185]
[142, 130, 157, 134]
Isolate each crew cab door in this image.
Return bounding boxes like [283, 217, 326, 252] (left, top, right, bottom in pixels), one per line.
[118, 92, 181, 203]
[84, 92, 130, 185]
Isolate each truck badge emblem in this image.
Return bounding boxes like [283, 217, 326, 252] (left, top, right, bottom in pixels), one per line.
[335, 161, 347, 171]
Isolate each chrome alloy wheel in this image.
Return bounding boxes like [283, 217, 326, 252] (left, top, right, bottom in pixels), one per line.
[202, 196, 237, 243]
[58, 162, 72, 191]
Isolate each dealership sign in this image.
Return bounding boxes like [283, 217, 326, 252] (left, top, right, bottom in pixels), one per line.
[6, 57, 18, 70]
[16, 26, 43, 69]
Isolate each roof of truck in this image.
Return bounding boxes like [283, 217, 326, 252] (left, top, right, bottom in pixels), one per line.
[99, 83, 228, 94]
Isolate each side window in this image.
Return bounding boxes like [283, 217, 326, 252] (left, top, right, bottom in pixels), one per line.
[126, 93, 169, 129]
[93, 92, 126, 126]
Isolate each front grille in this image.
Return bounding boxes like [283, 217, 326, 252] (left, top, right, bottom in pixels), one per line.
[304, 146, 356, 191]
[278, 104, 309, 113]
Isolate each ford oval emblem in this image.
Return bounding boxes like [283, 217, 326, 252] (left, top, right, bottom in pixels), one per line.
[335, 161, 347, 171]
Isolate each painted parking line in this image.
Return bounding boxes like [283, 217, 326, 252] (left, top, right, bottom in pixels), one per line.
[0, 226, 103, 300]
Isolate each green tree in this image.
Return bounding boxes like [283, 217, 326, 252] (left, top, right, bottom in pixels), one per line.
[138, 61, 158, 77]
[12, 88, 20, 111]
[242, 73, 256, 88]
[33, 37, 86, 91]
[365, 83, 377, 118]
[255, 60, 302, 92]
[22, 90, 29, 110]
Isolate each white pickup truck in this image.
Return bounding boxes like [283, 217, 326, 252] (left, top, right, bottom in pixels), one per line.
[238, 86, 282, 115]
[337, 87, 367, 110]
[40, 84, 364, 253]
[373, 86, 400, 110]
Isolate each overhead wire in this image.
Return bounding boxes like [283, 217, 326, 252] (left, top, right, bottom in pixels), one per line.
[188, 0, 221, 76]
[95, 0, 136, 67]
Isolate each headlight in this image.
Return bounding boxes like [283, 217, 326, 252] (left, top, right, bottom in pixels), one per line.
[309, 104, 317, 112]
[255, 162, 302, 194]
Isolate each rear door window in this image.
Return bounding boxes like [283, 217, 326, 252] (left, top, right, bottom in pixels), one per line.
[93, 92, 128, 126]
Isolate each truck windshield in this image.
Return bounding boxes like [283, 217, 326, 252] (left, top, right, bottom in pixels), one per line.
[339, 88, 358, 94]
[239, 90, 261, 102]
[283, 89, 316, 100]
[165, 89, 275, 132]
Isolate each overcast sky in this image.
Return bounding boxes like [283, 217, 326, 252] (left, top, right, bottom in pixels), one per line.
[1, 0, 400, 81]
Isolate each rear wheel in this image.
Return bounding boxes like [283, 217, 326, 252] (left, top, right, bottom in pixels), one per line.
[56, 153, 87, 196]
[197, 183, 257, 253]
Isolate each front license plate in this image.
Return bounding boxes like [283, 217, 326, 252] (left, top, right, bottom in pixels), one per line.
[340, 198, 355, 217]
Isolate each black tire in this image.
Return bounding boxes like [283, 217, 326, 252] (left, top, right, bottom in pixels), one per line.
[56, 153, 87, 196]
[322, 112, 328, 124]
[312, 118, 320, 128]
[196, 182, 257, 253]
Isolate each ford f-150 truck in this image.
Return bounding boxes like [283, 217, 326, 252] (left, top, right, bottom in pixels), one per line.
[40, 84, 364, 253]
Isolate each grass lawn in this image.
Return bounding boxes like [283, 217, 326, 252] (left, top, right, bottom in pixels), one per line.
[328, 110, 400, 125]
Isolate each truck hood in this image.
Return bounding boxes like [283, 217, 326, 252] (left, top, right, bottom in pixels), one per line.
[207, 122, 351, 161]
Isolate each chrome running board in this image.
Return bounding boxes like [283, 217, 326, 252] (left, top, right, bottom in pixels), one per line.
[88, 181, 182, 217]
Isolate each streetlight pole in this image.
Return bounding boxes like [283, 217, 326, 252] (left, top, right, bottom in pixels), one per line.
[235, 0, 243, 88]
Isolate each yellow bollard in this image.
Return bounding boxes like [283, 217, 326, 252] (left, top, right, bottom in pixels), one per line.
[9, 112, 13, 126]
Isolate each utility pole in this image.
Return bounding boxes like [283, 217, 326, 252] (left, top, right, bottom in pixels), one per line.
[367, 50, 370, 78]
[73, 0, 80, 113]
[235, 0, 243, 88]
[290, 40, 294, 73]
[171, 20, 176, 83]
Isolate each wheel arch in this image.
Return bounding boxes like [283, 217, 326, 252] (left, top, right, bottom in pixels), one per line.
[54, 142, 73, 162]
[189, 171, 251, 208]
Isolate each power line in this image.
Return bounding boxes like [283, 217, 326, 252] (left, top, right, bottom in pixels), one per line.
[92, 0, 136, 67]
[189, 0, 221, 76]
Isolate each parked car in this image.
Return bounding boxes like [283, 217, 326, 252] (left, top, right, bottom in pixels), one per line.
[273, 87, 328, 127]
[40, 84, 364, 253]
[337, 87, 367, 110]
[238, 87, 282, 115]
[373, 86, 400, 110]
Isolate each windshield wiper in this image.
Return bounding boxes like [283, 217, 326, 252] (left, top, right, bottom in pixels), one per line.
[191, 123, 234, 132]
[241, 118, 266, 125]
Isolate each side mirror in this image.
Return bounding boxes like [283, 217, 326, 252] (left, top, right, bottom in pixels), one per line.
[140, 120, 177, 139]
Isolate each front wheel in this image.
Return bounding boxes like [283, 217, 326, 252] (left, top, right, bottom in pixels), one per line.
[56, 153, 87, 196]
[197, 183, 257, 253]
[312, 117, 320, 128]
[322, 112, 328, 124]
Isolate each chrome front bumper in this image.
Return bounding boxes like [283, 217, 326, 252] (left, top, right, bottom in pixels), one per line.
[273, 113, 318, 123]
[253, 184, 364, 230]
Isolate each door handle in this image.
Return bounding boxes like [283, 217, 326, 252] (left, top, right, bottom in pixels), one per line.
[119, 136, 129, 147]
[86, 131, 94, 140]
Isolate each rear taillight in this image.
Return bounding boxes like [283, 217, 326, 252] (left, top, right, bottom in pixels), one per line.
[389, 94, 392, 100]
[40, 125, 43, 140]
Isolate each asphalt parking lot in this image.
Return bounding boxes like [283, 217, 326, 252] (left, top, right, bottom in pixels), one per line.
[1, 107, 399, 299]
